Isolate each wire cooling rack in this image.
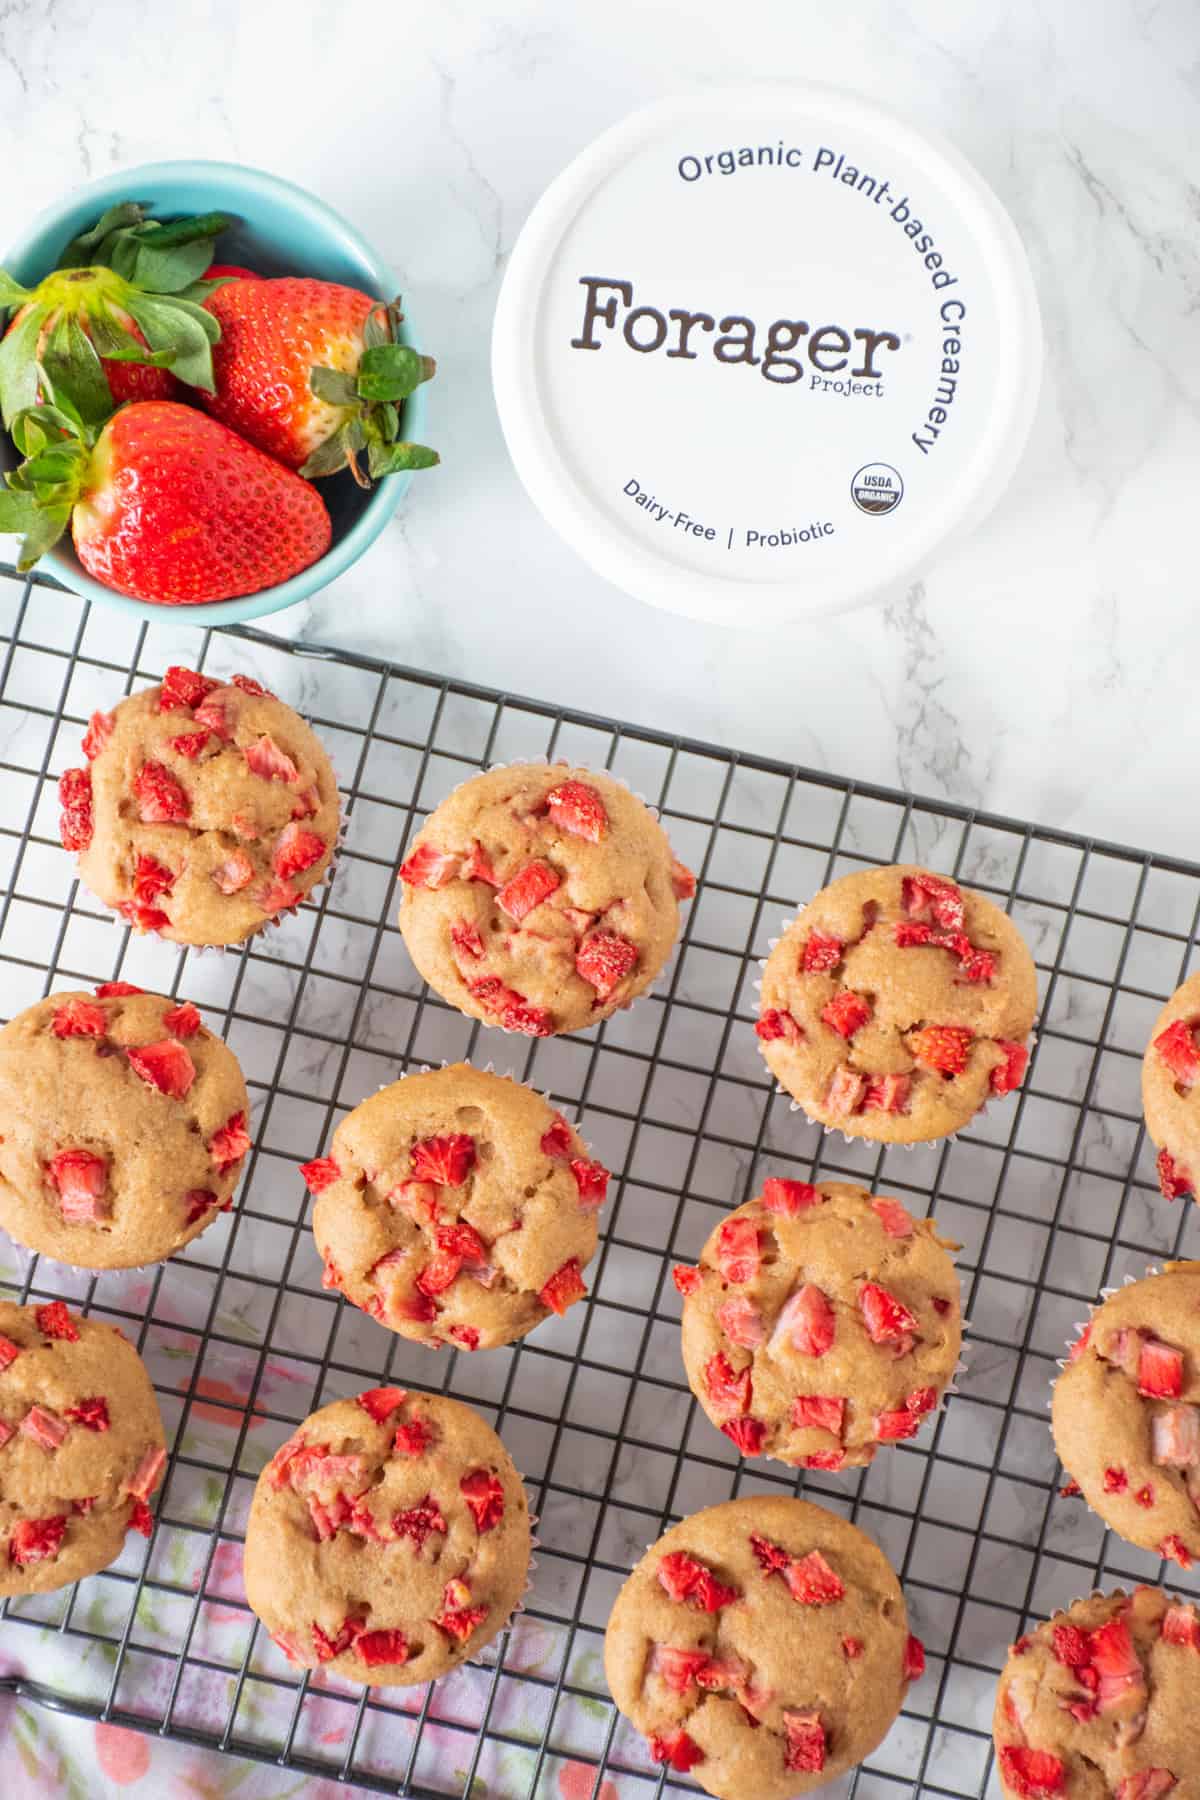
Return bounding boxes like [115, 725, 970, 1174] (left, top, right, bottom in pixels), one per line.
[1, 562, 1200, 1800]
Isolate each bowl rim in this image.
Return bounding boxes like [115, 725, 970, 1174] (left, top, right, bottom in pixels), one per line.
[1, 157, 424, 627]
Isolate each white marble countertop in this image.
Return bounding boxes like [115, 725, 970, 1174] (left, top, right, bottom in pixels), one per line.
[2, 0, 1198, 861]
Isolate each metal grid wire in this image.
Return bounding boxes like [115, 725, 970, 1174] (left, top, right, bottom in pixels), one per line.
[1, 560, 1200, 1800]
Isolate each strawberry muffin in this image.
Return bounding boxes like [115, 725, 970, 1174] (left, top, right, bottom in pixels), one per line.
[58, 663, 340, 947]
[244, 1389, 530, 1686]
[0, 1298, 167, 1596]
[1053, 1265, 1200, 1572]
[674, 1180, 961, 1468]
[993, 1586, 1200, 1800]
[757, 865, 1037, 1144]
[304, 1064, 607, 1350]
[1143, 973, 1200, 1205]
[396, 763, 695, 1037]
[603, 1495, 924, 1799]
[0, 986, 250, 1268]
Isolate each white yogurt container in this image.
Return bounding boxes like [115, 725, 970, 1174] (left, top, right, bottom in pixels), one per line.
[492, 86, 1042, 623]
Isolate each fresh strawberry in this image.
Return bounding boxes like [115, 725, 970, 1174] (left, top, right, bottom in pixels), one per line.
[717, 1297, 765, 1348]
[821, 990, 872, 1039]
[58, 766, 93, 850]
[244, 734, 300, 784]
[672, 1264, 702, 1297]
[212, 851, 255, 895]
[761, 1177, 819, 1214]
[991, 1040, 1029, 1094]
[47, 1149, 108, 1223]
[902, 872, 964, 930]
[273, 823, 324, 881]
[721, 1417, 766, 1455]
[1155, 1019, 1200, 1084]
[300, 1157, 340, 1192]
[392, 1496, 447, 1549]
[870, 1196, 914, 1237]
[410, 1134, 476, 1185]
[826, 1064, 866, 1116]
[802, 933, 843, 972]
[127, 1039, 195, 1097]
[159, 667, 220, 712]
[8, 1515, 67, 1566]
[354, 1386, 408, 1424]
[570, 1158, 609, 1207]
[904, 1634, 926, 1680]
[575, 930, 638, 999]
[450, 920, 485, 960]
[651, 1645, 711, 1692]
[36, 1301, 78, 1341]
[648, 1729, 704, 1773]
[546, 778, 608, 842]
[432, 1602, 488, 1642]
[497, 859, 560, 921]
[756, 1007, 804, 1043]
[704, 1352, 753, 1416]
[460, 1468, 505, 1532]
[715, 1216, 761, 1284]
[998, 1747, 1066, 1798]
[782, 1711, 826, 1773]
[356, 1629, 410, 1668]
[875, 1408, 921, 1441]
[65, 1397, 109, 1431]
[133, 761, 189, 824]
[539, 1258, 587, 1315]
[791, 1395, 845, 1436]
[1138, 1339, 1184, 1399]
[909, 1024, 972, 1076]
[1158, 1149, 1194, 1200]
[863, 1072, 912, 1113]
[1089, 1615, 1144, 1708]
[206, 264, 260, 282]
[51, 998, 106, 1039]
[81, 710, 114, 760]
[162, 1000, 200, 1038]
[200, 279, 437, 480]
[656, 1551, 738, 1610]
[773, 1283, 835, 1357]
[859, 1282, 919, 1347]
[2, 402, 332, 603]
[209, 1111, 250, 1171]
[394, 1416, 435, 1456]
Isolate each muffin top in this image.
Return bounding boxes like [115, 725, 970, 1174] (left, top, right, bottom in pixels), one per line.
[397, 762, 694, 1037]
[60, 663, 340, 948]
[757, 864, 1038, 1143]
[603, 1495, 923, 1800]
[243, 1390, 530, 1687]
[1142, 972, 1200, 1204]
[675, 1180, 962, 1468]
[0, 1299, 166, 1597]
[1053, 1263, 1200, 1571]
[0, 986, 249, 1269]
[307, 1064, 607, 1350]
[993, 1585, 1200, 1800]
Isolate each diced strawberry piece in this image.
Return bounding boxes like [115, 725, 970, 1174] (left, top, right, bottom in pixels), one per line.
[540, 1257, 587, 1315]
[909, 1024, 972, 1076]
[133, 761, 190, 825]
[903, 872, 964, 930]
[792, 1395, 845, 1436]
[671, 1264, 704, 1305]
[462, 840, 500, 885]
[244, 734, 300, 784]
[159, 666, 219, 712]
[933, 1296, 953, 1317]
[649, 1729, 704, 1773]
[1103, 1466, 1128, 1492]
[70, 1494, 94, 1514]
[843, 1636, 864, 1658]
[715, 1216, 761, 1284]
[755, 1007, 804, 1044]
[127, 1037, 195, 1099]
[1136, 1484, 1155, 1507]
[1138, 1339, 1184, 1399]
[992, 1040, 1029, 1095]
[667, 856, 697, 903]
[387, 1181, 440, 1227]
[392, 1495, 447, 1549]
[1155, 1019, 1200, 1084]
[904, 1633, 926, 1680]
[433, 1603, 488, 1642]
[0, 1336, 20, 1371]
[718, 1297, 765, 1349]
[9, 1516, 67, 1566]
[546, 778, 609, 843]
[894, 920, 934, 947]
[51, 997, 107, 1039]
[460, 1467, 504, 1532]
[1161, 1605, 1200, 1647]
[656, 1550, 738, 1609]
[125, 1446, 167, 1499]
[81, 710, 115, 760]
[356, 1629, 410, 1667]
[774, 1283, 836, 1358]
[1090, 1616, 1144, 1709]
[65, 1396, 109, 1432]
[821, 990, 872, 1039]
[231, 673, 270, 697]
[1161, 1535, 1194, 1569]
[450, 919, 485, 960]
[802, 1447, 847, 1468]
[411, 1133, 476, 1185]
[497, 859, 560, 921]
[117, 899, 170, 933]
[1051, 1623, 1090, 1666]
[570, 1158, 609, 1207]
[998, 1747, 1066, 1798]
[21, 1405, 67, 1450]
[210, 1111, 251, 1171]
[447, 1324, 481, 1351]
[96, 981, 143, 997]
[651, 1645, 711, 1692]
[907, 1387, 938, 1415]
[467, 975, 555, 1036]
[253, 874, 302, 916]
[1153, 1405, 1200, 1471]
[826, 1064, 867, 1116]
[1114, 1775, 1178, 1800]
[1058, 1479, 1082, 1497]
[161, 1001, 201, 1040]
[355, 1386, 407, 1423]
[870, 1196, 914, 1237]
[47, 1150, 108, 1222]
[311, 1616, 365, 1662]
[211, 850, 255, 895]
[958, 947, 997, 984]
[133, 854, 175, 905]
[194, 697, 234, 741]
[36, 1301, 79, 1341]
[875, 1409, 921, 1440]
[290, 786, 319, 820]
[721, 1417, 766, 1456]
[168, 729, 211, 759]
[863, 1072, 913, 1114]
[782, 1710, 826, 1773]
[392, 1290, 436, 1322]
[761, 1177, 819, 1215]
[393, 1416, 435, 1456]
[58, 766, 93, 850]
[416, 1248, 463, 1297]
[299, 1156, 340, 1192]
[1158, 1149, 1194, 1201]
[272, 822, 325, 883]
[704, 1352, 753, 1416]
[859, 1282, 920, 1347]
[801, 932, 844, 972]
[575, 930, 639, 1000]
[540, 1116, 574, 1159]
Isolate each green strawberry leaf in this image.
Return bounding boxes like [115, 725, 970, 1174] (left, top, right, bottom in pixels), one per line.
[299, 424, 355, 480]
[362, 304, 393, 350]
[0, 270, 31, 313]
[14, 500, 73, 569]
[86, 310, 174, 366]
[367, 440, 440, 477]
[309, 366, 359, 407]
[91, 211, 234, 292]
[40, 311, 113, 432]
[356, 344, 436, 402]
[0, 488, 40, 530]
[55, 202, 147, 269]
[10, 404, 87, 457]
[0, 302, 47, 428]
[122, 292, 219, 391]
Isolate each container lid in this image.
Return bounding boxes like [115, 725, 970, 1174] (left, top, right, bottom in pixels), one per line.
[492, 86, 1042, 623]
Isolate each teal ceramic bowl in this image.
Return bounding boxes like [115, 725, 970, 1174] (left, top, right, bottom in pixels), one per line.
[0, 160, 428, 625]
